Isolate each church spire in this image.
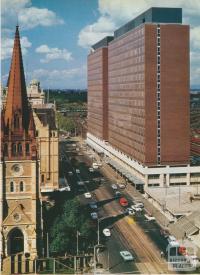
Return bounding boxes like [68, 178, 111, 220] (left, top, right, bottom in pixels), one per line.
[4, 26, 30, 132]
[2, 26, 37, 161]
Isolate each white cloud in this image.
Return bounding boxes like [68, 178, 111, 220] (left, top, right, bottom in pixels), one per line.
[18, 7, 64, 30]
[35, 45, 72, 63]
[1, 0, 64, 31]
[78, 0, 200, 49]
[27, 66, 87, 88]
[78, 16, 115, 48]
[191, 26, 200, 49]
[1, 36, 32, 60]
[31, 67, 85, 80]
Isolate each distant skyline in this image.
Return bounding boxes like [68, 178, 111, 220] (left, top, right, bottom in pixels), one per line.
[1, 0, 200, 89]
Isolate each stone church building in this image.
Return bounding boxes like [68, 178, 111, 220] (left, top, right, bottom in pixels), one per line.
[0, 25, 59, 267]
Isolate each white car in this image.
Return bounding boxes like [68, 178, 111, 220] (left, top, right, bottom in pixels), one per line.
[77, 181, 84, 186]
[59, 186, 70, 192]
[68, 171, 73, 176]
[131, 205, 142, 212]
[91, 212, 98, 220]
[134, 202, 144, 208]
[125, 208, 135, 215]
[84, 192, 92, 199]
[118, 183, 125, 189]
[144, 214, 155, 221]
[76, 169, 80, 174]
[89, 167, 94, 172]
[103, 228, 111, 237]
[111, 184, 118, 190]
[120, 251, 134, 261]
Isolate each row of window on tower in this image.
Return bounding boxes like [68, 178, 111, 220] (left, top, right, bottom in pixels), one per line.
[3, 143, 30, 156]
[10, 181, 25, 192]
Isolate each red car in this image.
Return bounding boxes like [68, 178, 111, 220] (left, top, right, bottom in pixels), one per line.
[119, 197, 128, 207]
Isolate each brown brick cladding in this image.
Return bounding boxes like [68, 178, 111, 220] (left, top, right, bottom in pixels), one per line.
[108, 25, 145, 163]
[88, 48, 108, 140]
[160, 25, 190, 165]
[144, 25, 158, 165]
[87, 24, 190, 166]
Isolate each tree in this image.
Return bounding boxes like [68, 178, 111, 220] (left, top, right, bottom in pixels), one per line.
[56, 112, 76, 133]
[49, 198, 96, 255]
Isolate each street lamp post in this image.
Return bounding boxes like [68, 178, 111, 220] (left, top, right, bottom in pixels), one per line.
[76, 231, 80, 255]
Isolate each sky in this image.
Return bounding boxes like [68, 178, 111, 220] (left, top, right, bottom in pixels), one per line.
[1, 0, 200, 89]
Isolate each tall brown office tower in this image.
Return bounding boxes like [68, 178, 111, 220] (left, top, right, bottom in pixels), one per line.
[88, 7, 190, 167]
[0, 26, 41, 260]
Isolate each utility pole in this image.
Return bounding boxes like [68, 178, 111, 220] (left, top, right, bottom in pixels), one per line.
[47, 232, 49, 258]
[76, 231, 80, 255]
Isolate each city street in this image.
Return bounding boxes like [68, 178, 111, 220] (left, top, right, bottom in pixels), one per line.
[59, 138, 173, 274]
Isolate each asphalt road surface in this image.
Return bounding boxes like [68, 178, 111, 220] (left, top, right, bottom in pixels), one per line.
[59, 139, 173, 274]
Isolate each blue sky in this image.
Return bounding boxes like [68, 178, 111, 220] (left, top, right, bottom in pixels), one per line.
[1, 0, 200, 89]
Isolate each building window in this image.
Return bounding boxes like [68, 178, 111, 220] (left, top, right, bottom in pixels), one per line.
[14, 113, 20, 129]
[41, 174, 44, 183]
[10, 181, 14, 192]
[4, 143, 8, 156]
[26, 143, 30, 155]
[19, 181, 24, 192]
[12, 143, 17, 156]
[18, 143, 23, 155]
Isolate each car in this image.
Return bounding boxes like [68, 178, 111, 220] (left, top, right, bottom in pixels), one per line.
[68, 171, 73, 176]
[125, 208, 135, 215]
[134, 202, 144, 208]
[118, 183, 126, 189]
[119, 197, 128, 207]
[77, 181, 84, 186]
[111, 184, 118, 190]
[89, 167, 94, 172]
[90, 212, 98, 220]
[59, 186, 70, 192]
[103, 228, 111, 237]
[131, 205, 142, 212]
[92, 163, 99, 169]
[85, 180, 90, 184]
[115, 191, 122, 198]
[120, 251, 134, 261]
[76, 169, 80, 174]
[144, 214, 155, 221]
[84, 192, 92, 199]
[167, 235, 177, 243]
[89, 202, 98, 209]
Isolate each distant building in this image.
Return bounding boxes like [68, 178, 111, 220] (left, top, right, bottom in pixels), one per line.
[33, 106, 59, 192]
[27, 79, 45, 106]
[87, 7, 200, 189]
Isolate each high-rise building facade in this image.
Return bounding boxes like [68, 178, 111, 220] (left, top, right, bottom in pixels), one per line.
[87, 8, 199, 188]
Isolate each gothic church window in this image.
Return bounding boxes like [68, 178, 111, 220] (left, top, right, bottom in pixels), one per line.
[12, 143, 17, 156]
[14, 113, 20, 129]
[19, 181, 24, 192]
[4, 143, 8, 156]
[18, 143, 22, 155]
[26, 143, 30, 155]
[10, 181, 14, 192]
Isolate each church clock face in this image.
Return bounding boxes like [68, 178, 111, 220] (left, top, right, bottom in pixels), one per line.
[11, 164, 24, 176]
